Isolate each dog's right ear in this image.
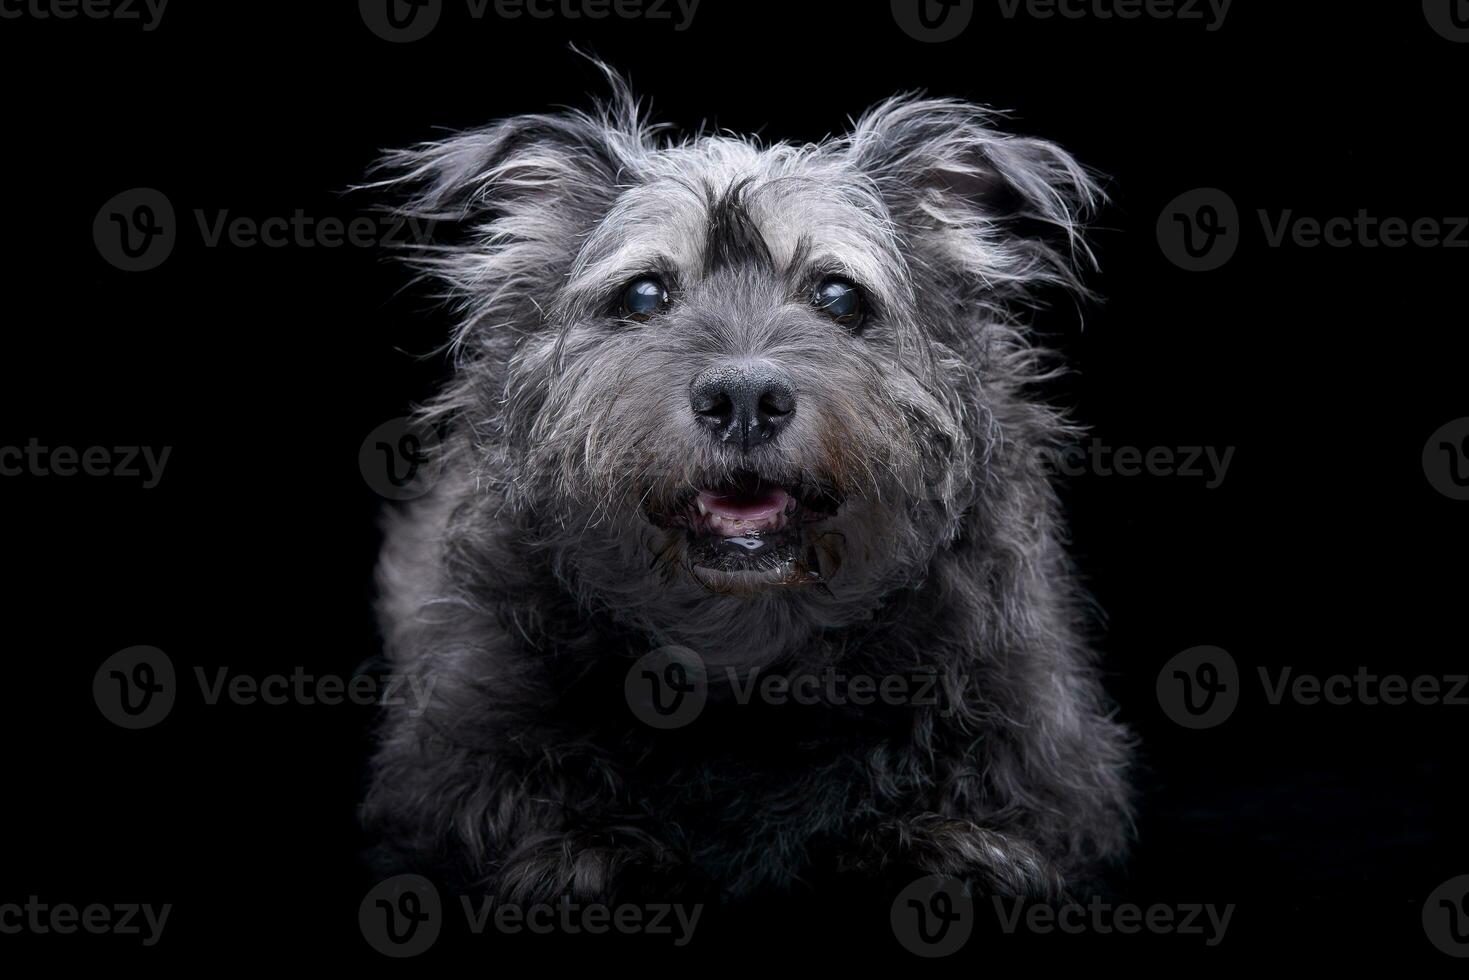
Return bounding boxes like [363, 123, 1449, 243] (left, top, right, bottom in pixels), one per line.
[362, 72, 650, 336]
[369, 110, 633, 224]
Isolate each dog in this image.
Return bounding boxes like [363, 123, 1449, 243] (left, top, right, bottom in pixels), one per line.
[361, 64, 1133, 906]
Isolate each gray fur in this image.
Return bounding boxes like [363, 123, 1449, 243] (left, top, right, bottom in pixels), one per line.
[362, 64, 1133, 904]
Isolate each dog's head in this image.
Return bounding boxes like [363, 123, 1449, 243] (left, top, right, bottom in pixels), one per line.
[374, 66, 1097, 650]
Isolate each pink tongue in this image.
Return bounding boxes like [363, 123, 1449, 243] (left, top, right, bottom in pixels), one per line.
[698, 486, 791, 523]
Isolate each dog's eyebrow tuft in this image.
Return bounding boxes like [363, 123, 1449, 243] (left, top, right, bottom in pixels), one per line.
[702, 178, 774, 275]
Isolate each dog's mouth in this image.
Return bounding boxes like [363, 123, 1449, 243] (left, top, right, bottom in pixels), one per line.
[646, 472, 843, 586]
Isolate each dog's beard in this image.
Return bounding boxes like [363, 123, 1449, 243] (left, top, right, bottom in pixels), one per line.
[642, 469, 846, 595]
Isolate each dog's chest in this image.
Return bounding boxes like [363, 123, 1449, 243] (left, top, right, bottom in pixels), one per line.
[622, 715, 887, 892]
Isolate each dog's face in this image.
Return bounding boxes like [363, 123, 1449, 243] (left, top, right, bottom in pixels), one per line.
[379, 78, 1096, 651]
[523, 161, 947, 600]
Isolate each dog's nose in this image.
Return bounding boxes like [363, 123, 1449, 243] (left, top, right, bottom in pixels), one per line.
[689, 362, 796, 452]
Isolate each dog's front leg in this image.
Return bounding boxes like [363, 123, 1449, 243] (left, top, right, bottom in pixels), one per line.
[844, 815, 1066, 899]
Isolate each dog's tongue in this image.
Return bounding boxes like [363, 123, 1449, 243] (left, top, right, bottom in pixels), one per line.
[697, 485, 791, 536]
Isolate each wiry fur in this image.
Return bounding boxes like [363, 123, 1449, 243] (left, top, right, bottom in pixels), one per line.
[362, 64, 1133, 905]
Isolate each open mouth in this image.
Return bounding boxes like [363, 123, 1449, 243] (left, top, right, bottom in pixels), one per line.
[648, 472, 842, 584]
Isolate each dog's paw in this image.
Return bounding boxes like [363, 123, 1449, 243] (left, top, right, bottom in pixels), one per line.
[490, 831, 707, 906]
[844, 816, 1067, 900]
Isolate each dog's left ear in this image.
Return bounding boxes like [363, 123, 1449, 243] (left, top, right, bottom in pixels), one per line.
[848, 97, 1101, 300]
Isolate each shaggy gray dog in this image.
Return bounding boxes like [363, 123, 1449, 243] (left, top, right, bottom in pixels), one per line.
[363, 67, 1133, 904]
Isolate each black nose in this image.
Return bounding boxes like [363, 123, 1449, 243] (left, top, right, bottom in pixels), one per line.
[689, 362, 796, 452]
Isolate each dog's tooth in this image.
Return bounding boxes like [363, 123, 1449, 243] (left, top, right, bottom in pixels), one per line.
[696, 498, 709, 516]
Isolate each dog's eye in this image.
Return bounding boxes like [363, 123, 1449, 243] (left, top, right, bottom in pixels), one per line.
[812, 278, 862, 326]
[620, 276, 669, 322]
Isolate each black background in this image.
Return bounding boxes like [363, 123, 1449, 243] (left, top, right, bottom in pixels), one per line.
[2, 0, 1465, 967]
